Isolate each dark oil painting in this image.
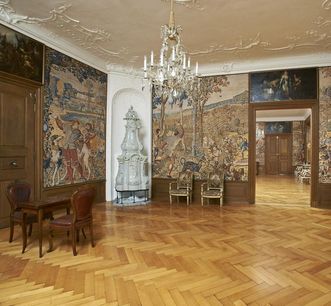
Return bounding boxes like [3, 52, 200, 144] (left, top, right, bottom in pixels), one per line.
[265, 122, 292, 134]
[250, 68, 317, 102]
[0, 24, 43, 83]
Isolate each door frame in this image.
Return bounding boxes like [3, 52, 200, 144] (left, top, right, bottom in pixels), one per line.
[248, 100, 319, 206]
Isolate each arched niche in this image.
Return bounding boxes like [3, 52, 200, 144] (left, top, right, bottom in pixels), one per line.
[108, 88, 151, 201]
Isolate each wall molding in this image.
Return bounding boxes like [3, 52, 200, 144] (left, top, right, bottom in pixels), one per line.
[200, 53, 331, 76]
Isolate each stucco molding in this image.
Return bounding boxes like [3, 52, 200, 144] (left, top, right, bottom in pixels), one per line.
[0, 0, 122, 71]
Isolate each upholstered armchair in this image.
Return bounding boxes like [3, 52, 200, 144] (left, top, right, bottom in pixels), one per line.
[201, 172, 224, 206]
[48, 187, 96, 256]
[169, 170, 193, 205]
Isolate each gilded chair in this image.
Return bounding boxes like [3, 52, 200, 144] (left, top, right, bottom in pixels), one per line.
[201, 172, 224, 206]
[48, 187, 96, 256]
[169, 170, 193, 205]
[5, 182, 35, 252]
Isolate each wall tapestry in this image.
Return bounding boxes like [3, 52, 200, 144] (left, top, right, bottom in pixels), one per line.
[319, 67, 331, 183]
[0, 24, 43, 83]
[250, 68, 317, 102]
[256, 122, 265, 167]
[292, 121, 305, 166]
[43, 48, 107, 187]
[153, 74, 249, 181]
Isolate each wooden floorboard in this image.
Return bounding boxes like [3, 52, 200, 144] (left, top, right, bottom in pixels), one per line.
[0, 200, 330, 305]
[256, 175, 310, 207]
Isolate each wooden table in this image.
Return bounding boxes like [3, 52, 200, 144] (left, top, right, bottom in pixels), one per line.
[18, 197, 71, 257]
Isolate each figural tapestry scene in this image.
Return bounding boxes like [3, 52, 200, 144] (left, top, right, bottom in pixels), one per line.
[43, 47, 107, 187]
[152, 74, 249, 181]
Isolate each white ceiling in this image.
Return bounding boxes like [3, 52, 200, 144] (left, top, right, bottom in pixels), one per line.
[256, 108, 311, 122]
[0, 0, 330, 74]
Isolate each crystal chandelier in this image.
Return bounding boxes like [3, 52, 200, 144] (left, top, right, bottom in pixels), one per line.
[143, 0, 198, 96]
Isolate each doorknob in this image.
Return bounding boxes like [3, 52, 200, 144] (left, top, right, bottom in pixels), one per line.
[10, 161, 18, 167]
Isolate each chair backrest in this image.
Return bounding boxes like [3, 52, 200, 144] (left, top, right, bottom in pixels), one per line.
[177, 171, 193, 190]
[207, 172, 224, 190]
[5, 182, 31, 211]
[71, 187, 96, 222]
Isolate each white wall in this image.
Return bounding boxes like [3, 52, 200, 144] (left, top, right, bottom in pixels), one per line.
[106, 72, 151, 201]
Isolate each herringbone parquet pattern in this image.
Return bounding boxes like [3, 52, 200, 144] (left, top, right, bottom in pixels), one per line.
[0, 201, 330, 305]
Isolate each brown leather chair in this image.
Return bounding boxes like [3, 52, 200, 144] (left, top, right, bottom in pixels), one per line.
[48, 187, 96, 256]
[5, 182, 35, 252]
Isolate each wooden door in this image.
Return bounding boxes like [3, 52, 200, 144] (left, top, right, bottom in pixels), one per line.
[265, 134, 292, 175]
[278, 134, 292, 174]
[0, 78, 37, 227]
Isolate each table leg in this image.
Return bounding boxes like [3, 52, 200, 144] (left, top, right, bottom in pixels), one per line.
[22, 213, 27, 254]
[38, 210, 44, 258]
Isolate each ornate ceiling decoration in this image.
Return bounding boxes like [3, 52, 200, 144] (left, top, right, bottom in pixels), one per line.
[0, 0, 329, 74]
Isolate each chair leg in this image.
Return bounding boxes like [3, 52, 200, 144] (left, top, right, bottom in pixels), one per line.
[72, 228, 77, 256]
[82, 228, 87, 239]
[187, 195, 189, 206]
[201, 197, 204, 206]
[28, 224, 33, 237]
[48, 227, 54, 253]
[220, 196, 223, 207]
[169, 195, 172, 205]
[9, 219, 14, 243]
[89, 222, 95, 248]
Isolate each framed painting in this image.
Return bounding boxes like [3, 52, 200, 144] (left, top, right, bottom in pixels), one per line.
[0, 24, 44, 83]
[250, 68, 317, 102]
[265, 122, 292, 134]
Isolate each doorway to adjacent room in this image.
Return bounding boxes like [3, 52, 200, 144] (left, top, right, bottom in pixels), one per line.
[248, 101, 319, 207]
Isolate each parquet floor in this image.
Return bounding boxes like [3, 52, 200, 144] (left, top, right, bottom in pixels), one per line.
[256, 175, 310, 207]
[0, 200, 330, 305]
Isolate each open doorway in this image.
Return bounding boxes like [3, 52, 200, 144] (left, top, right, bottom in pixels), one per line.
[248, 100, 319, 207]
[255, 108, 311, 206]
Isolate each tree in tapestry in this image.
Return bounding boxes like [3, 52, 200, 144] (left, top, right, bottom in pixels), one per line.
[152, 74, 249, 181]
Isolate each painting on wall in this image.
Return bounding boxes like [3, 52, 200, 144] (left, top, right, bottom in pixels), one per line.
[319, 67, 331, 183]
[265, 121, 292, 134]
[250, 68, 317, 102]
[152, 74, 249, 181]
[0, 24, 43, 83]
[43, 47, 107, 187]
